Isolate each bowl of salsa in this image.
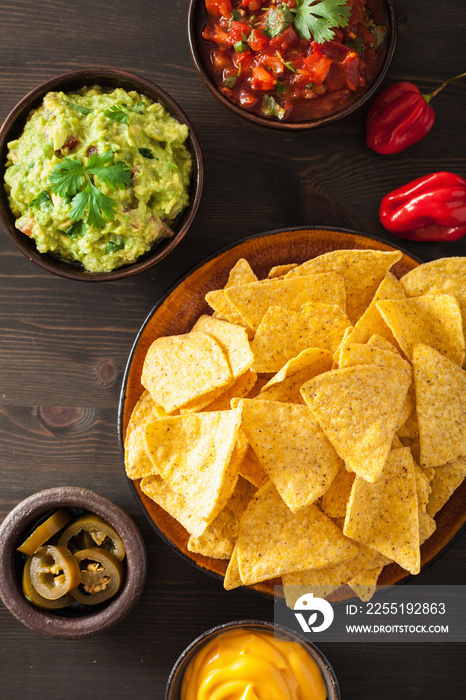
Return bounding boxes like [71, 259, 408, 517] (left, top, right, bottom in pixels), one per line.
[188, 0, 396, 128]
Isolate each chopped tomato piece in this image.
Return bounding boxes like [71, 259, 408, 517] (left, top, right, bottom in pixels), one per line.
[240, 0, 265, 10]
[202, 21, 230, 47]
[316, 40, 350, 61]
[234, 51, 254, 72]
[298, 52, 332, 85]
[256, 50, 283, 76]
[248, 28, 269, 52]
[205, 0, 232, 18]
[227, 21, 251, 46]
[269, 25, 299, 52]
[341, 52, 365, 91]
[251, 65, 277, 91]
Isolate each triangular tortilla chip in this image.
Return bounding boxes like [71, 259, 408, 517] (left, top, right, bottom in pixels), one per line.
[191, 315, 254, 378]
[268, 263, 298, 278]
[206, 258, 257, 328]
[343, 272, 405, 347]
[321, 466, 355, 519]
[285, 249, 402, 322]
[224, 546, 243, 590]
[201, 370, 257, 412]
[426, 457, 466, 517]
[412, 344, 466, 467]
[301, 365, 411, 482]
[224, 273, 346, 331]
[368, 334, 399, 354]
[239, 399, 342, 512]
[258, 348, 333, 404]
[344, 447, 420, 574]
[141, 332, 233, 414]
[144, 410, 241, 526]
[238, 442, 269, 488]
[251, 304, 351, 373]
[348, 565, 384, 601]
[140, 475, 208, 538]
[124, 390, 165, 479]
[377, 295, 465, 366]
[187, 477, 256, 559]
[237, 482, 358, 585]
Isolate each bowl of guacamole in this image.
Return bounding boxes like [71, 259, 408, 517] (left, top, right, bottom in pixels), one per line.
[0, 69, 203, 280]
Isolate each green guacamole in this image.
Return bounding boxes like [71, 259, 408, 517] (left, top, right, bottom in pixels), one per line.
[4, 87, 192, 272]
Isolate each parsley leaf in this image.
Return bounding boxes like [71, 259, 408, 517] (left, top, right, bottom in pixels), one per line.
[261, 95, 286, 120]
[87, 150, 131, 190]
[49, 158, 84, 198]
[29, 190, 53, 212]
[104, 105, 130, 125]
[65, 101, 94, 116]
[70, 179, 117, 228]
[106, 238, 125, 254]
[63, 220, 86, 239]
[292, 0, 351, 44]
[138, 147, 154, 159]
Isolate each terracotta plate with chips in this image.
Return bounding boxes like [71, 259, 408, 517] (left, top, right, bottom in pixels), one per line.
[118, 227, 466, 598]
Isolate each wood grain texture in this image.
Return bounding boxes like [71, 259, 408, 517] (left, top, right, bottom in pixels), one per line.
[0, 0, 465, 698]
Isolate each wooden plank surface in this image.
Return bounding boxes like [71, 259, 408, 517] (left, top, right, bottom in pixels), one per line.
[0, 0, 465, 698]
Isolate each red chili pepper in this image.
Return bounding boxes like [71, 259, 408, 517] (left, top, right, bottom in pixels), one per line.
[379, 172, 466, 242]
[366, 72, 466, 154]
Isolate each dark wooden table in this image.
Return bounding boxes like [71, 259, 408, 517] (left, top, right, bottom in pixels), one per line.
[0, 1, 465, 698]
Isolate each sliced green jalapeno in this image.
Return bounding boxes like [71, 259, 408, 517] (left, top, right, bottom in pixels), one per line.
[58, 514, 126, 561]
[29, 545, 81, 600]
[71, 547, 124, 605]
[22, 557, 73, 610]
[17, 508, 72, 556]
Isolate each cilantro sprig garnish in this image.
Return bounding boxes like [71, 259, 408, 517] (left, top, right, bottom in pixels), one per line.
[291, 0, 351, 44]
[104, 102, 146, 124]
[48, 150, 131, 228]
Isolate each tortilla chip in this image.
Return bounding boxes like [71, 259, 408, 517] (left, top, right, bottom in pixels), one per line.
[258, 348, 333, 404]
[191, 315, 254, 378]
[343, 447, 420, 574]
[124, 390, 164, 479]
[268, 263, 298, 278]
[412, 343, 466, 468]
[283, 583, 340, 608]
[285, 249, 402, 322]
[401, 257, 466, 298]
[141, 332, 233, 414]
[239, 399, 342, 512]
[225, 273, 346, 331]
[238, 442, 269, 488]
[237, 482, 359, 585]
[348, 565, 384, 602]
[367, 334, 399, 354]
[201, 370, 257, 412]
[144, 409, 241, 526]
[426, 457, 466, 517]
[187, 477, 256, 559]
[224, 546, 243, 590]
[251, 304, 351, 373]
[343, 272, 405, 347]
[377, 295, 465, 366]
[301, 364, 411, 482]
[321, 466, 355, 519]
[140, 475, 208, 537]
[206, 259, 257, 328]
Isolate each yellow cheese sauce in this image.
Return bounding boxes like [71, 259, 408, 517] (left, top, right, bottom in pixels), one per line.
[180, 628, 327, 700]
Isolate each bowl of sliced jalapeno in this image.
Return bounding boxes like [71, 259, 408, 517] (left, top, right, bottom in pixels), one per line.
[0, 486, 147, 638]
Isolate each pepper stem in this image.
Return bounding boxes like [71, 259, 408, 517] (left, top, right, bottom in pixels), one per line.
[423, 71, 466, 103]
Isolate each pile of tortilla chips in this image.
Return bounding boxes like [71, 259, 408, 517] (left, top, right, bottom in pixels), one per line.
[124, 251, 466, 604]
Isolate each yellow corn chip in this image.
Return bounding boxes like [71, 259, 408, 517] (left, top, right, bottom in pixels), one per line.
[321, 466, 355, 519]
[141, 332, 233, 414]
[124, 390, 165, 479]
[187, 477, 256, 559]
[206, 258, 257, 328]
[191, 315, 254, 378]
[238, 442, 269, 488]
[377, 295, 465, 366]
[144, 409, 241, 526]
[268, 263, 298, 278]
[237, 482, 359, 585]
[348, 565, 384, 602]
[239, 399, 342, 512]
[258, 348, 333, 404]
[426, 457, 466, 517]
[224, 546, 243, 590]
[401, 257, 466, 299]
[225, 273, 346, 331]
[301, 364, 411, 482]
[201, 370, 257, 412]
[412, 343, 466, 467]
[283, 583, 340, 608]
[344, 447, 420, 574]
[251, 304, 351, 373]
[285, 249, 402, 322]
[140, 475, 208, 537]
[367, 334, 399, 354]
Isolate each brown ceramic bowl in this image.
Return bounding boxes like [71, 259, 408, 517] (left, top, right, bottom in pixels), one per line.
[0, 487, 147, 638]
[165, 619, 340, 699]
[188, 0, 397, 129]
[117, 226, 466, 597]
[0, 68, 203, 281]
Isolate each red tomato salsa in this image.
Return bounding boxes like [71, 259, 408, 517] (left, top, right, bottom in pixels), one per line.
[201, 0, 388, 122]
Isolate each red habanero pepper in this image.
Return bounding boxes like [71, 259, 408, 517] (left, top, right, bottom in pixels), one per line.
[366, 71, 466, 154]
[379, 172, 466, 242]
